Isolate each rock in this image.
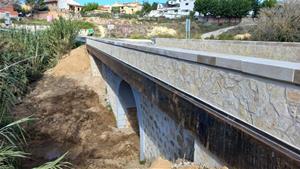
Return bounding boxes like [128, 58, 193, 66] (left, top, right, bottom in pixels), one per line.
[150, 157, 172, 169]
[221, 166, 229, 169]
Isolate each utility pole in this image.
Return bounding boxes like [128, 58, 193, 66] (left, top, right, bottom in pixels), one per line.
[185, 17, 191, 39]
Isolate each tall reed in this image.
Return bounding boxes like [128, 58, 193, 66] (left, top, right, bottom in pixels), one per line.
[0, 17, 78, 169]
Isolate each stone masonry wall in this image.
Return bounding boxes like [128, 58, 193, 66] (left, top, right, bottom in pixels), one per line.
[98, 61, 196, 162]
[140, 95, 195, 161]
[89, 40, 300, 149]
[155, 38, 300, 62]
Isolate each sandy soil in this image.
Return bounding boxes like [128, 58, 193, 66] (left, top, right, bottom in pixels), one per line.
[13, 46, 147, 169]
[13, 45, 227, 169]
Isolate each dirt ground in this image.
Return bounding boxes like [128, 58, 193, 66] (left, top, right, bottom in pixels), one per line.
[13, 45, 228, 169]
[13, 46, 147, 169]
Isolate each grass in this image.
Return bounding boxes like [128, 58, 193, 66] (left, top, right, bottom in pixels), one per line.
[0, 17, 79, 169]
[1, 18, 95, 30]
[216, 34, 235, 40]
[0, 18, 50, 25]
[16, 19, 50, 25]
[74, 20, 95, 29]
[129, 33, 147, 39]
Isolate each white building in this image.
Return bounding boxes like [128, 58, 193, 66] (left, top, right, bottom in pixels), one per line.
[148, 0, 195, 19]
[45, 0, 82, 12]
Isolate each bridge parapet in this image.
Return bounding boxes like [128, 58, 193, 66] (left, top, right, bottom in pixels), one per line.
[155, 38, 300, 62]
[87, 38, 300, 168]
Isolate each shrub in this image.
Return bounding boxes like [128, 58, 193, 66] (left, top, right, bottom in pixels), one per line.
[83, 12, 111, 18]
[218, 34, 235, 40]
[129, 33, 147, 39]
[147, 26, 177, 38]
[253, 0, 300, 42]
[119, 14, 138, 19]
[74, 21, 95, 29]
[82, 2, 98, 12]
[261, 0, 277, 8]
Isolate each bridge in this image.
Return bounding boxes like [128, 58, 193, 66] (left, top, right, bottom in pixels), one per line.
[86, 37, 300, 169]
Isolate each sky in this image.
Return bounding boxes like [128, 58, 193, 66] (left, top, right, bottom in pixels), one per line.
[77, 0, 165, 5]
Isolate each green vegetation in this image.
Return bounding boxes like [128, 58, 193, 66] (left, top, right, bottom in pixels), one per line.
[251, 0, 277, 17]
[0, 17, 79, 168]
[0, 18, 49, 25]
[216, 34, 235, 40]
[104, 18, 235, 39]
[194, 0, 253, 18]
[15, 18, 49, 25]
[74, 20, 95, 29]
[81, 2, 98, 15]
[83, 12, 111, 18]
[0, 18, 94, 30]
[24, 0, 48, 13]
[216, 25, 256, 40]
[261, 0, 277, 8]
[194, 0, 277, 18]
[211, 0, 298, 42]
[83, 2, 98, 12]
[119, 13, 139, 19]
[111, 7, 121, 14]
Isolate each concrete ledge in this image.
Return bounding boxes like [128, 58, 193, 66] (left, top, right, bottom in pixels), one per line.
[155, 38, 300, 63]
[87, 38, 300, 85]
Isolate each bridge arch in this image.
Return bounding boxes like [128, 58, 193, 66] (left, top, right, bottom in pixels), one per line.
[117, 80, 139, 132]
[116, 80, 145, 161]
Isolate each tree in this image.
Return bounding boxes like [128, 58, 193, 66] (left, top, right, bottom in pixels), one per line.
[251, 0, 261, 17]
[82, 2, 98, 12]
[261, 0, 277, 8]
[233, 0, 253, 18]
[142, 2, 152, 14]
[25, 0, 47, 13]
[151, 2, 158, 10]
[194, 0, 252, 18]
[111, 7, 120, 14]
[194, 0, 213, 16]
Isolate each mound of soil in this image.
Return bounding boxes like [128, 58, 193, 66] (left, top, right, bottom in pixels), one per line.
[13, 45, 224, 169]
[13, 46, 143, 169]
[48, 45, 91, 77]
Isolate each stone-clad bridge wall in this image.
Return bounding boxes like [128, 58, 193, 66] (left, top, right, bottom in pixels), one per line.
[88, 38, 300, 148]
[87, 38, 300, 169]
[155, 38, 300, 62]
